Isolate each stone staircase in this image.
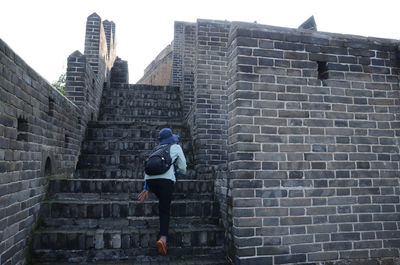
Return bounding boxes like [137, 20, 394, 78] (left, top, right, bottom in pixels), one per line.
[30, 84, 228, 264]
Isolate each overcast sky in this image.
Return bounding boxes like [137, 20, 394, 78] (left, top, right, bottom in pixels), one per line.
[1, 0, 399, 84]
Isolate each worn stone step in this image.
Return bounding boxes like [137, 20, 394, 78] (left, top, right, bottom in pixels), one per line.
[81, 138, 193, 159]
[76, 154, 194, 169]
[74, 167, 144, 179]
[99, 103, 182, 112]
[105, 84, 180, 93]
[98, 115, 183, 123]
[32, 225, 224, 251]
[40, 216, 219, 229]
[32, 247, 227, 264]
[73, 167, 198, 179]
[77, 154, 149, 167]
[79, 143, 192, 155]
[100, 110, 183, 118]
[49, 179, 214, 195]
[86, 120, 187, 128]
[83, 128, 163, 140]
[103, 89, 181, 98]
[102, 89, 181, 98]
[33, 255, 229, 265]
[39, 199, 220, 219]
[100, 96, 182, 107]
[83, 123, 191, 141]
[50, 192, 213, 201]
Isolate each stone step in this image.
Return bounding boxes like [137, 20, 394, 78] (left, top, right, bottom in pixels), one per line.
[74, 167, 144, 179]
[33, 255, 229, 265]
[39, 199, 220, 219]
[96, 114, 185, 122]
[32, 226, 225, 263]
[73, 168, 198, 179]
[49, 192, 213, 202]
[87, 120, 187, 126]
[49, 179, 214, 196]
[80, 140, 192, 153]
[106, 84, 180, 93]
[79, 144, 192, 156]
[103, 88, 181, 97]
[83, 122, 191, 141]
[99, 102, 182, 112]
[32, 248, 227, 264]
[32, 225, 224, 251]
[86, 120, 187, 128]
[100, 96, 182, 106]
[75, 154, 195, 170]
[77, 153, 150, 166]
[99, 95, 181, 104]
[99, 109, 183, 118]
[40, 216, 220, 230]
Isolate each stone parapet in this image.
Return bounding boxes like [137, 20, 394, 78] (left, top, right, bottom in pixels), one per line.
[0, 38, 83, 265]
[0, 12, 116, 265]
[226, 22, 400, 265]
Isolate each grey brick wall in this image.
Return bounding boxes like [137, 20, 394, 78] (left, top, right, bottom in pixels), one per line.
[191, 20, 230, 169]
[0, 13, 116, 265]
[171, 22, 184, 88]
[226, 23, 400, 264]
[172, 22, 196, 116]
[0, 38, 82, 265]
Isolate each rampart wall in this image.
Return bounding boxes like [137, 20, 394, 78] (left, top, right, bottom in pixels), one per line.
[173, 20, 230, 171]
[225, 22, 400, 265]
[137, 43, 173, 85]
[0, 12, 116, 265]
[170, 19, 400, 264]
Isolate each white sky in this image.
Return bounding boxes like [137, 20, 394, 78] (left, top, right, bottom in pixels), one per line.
[1, 0, 399, 84]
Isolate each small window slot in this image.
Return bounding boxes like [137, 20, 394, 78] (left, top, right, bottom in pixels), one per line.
[17, 117, 29, 141]
[65, 134, 70, 148]
[48, 97, 55, 116]
[317, 61, 328, 80]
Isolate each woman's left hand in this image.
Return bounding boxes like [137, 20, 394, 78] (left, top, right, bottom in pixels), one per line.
[138, 190, 149, 203]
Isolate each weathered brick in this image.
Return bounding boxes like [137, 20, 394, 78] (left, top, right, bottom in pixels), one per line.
[257, 246, 289, 255]
[253, 49, 283, 58]
[274, 254, 306, 264]
[256, 226, 289, 236]
[308, 251, 338, 261]
[323, 242, 352, 251]
[340, 250, 370, 259]
[291, 244, 322, 254]
[236, 37, 258, 47]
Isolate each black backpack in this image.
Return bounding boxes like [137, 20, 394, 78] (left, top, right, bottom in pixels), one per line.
[144, 144, 173, 175]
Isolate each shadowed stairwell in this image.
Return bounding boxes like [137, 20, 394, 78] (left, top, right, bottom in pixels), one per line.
[30, 68, 228, 264]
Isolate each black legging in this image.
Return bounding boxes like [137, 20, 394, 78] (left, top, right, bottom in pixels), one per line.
[146, 178, 174, 237]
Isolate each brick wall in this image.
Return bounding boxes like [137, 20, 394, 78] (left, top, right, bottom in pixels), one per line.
[226, 22, 400, 264]
[0, 13, 116, 265]
[172, 22, 185, 88]
[172, 22, 196, 115]
[84, 13, 115, 77]
[0, 38, 83, 265]
[137, 43, 173, 85]
[191, 20, 230, 169]
[171, 20, 230, 170]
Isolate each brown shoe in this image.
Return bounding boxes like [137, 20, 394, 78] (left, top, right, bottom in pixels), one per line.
[156, 237, 167, 256]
